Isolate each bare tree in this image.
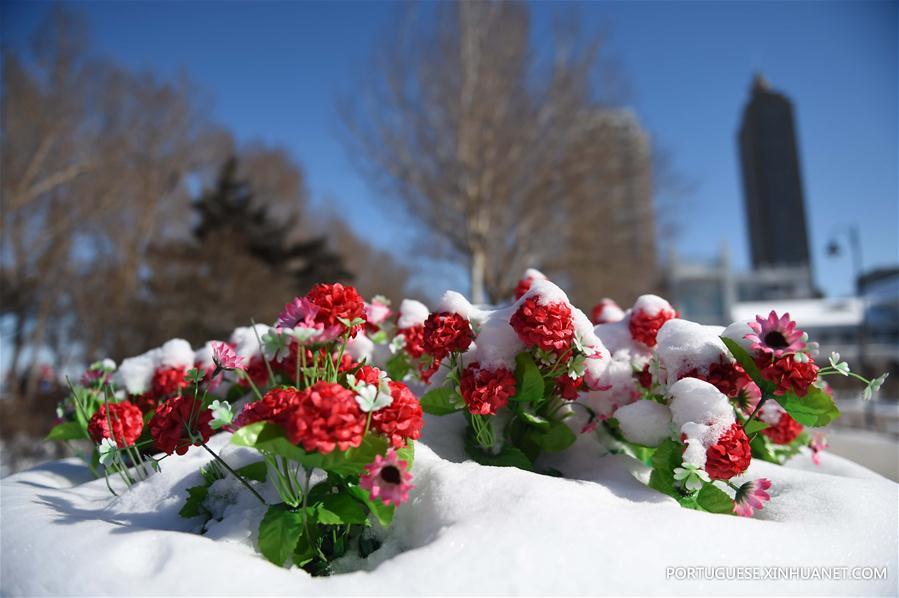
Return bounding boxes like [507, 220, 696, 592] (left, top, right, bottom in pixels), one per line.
[340, 2, 657, 304]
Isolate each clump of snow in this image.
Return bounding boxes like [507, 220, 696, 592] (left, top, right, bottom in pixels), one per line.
[230, 324, 270, 360]
[397, 299, 429, 329]
[522, 267, 547, 281]
[594, 319, 652, 364]
[114, 349, 159, 395]
[615, 400, 673, 447]
[656, 319, 732, 386]
[632, 294, 674, 316]
[594, 299, 625, 323]
[158, 339, 195, 369]
[436, 291, 485, 323]
[668, 378, 736, 468]
[722, 320, 755, 354]
[579, 357, 639, 419]
[346, 332, 374, 364]
[583, 353, 611, 391]
[571, 307, 605, 353]
[518, 279, 570, 307]
[469, 308, 522, 370]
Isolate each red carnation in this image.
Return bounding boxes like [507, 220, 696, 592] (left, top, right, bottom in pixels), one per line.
[88, 402, 144, 447]
[681, 360, 749, 399]
[629, 308, 677, 348]
[761, 411, 804, 445]
[760, 356, 819, 397]
[555, 374, 584, 401]
[306, 283, 367, 337]
[234, 387, 303, 428]
[459, 363, 517, 415]
[282, 382, 366, 454]
[149, 395, 213, 456]
[510, 297, 574, 354]
[238, 356, 270, 389]
[399, 325, 426, 359]
[423, 312, 474, 360]
[637, 363, 653, 389]
[514, 277, 533, 300]
[152, 366, 189, 397]
[371, 381, 424, 448]
[704, 423, 752, 480]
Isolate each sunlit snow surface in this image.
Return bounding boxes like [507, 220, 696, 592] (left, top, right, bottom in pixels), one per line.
[2, 413, 896, 596]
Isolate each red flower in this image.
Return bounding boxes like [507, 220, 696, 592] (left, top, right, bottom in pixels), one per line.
[87, 402, 143, 446]
[510, 297, 574, 354]
[761, 411, 804, 445]
[282, 382, 366, 454]
[514, 278, 533, 300]
[152, 366, 189, 397]
[371, 381, 424, 448]
[423, 312, 474, 360]
[399, 325, 426, 359]
[306, 283, 367, 337]
[238, 356, 270, 389]
[637, 363, 653, 389]
[629, 309, 677, 348]
[459, 363, 517, 415]
[134, 393, 159, 413]
[704, 423, 752, 480]
[760, 356, 819, 397]
[681, 360, 749, 399]
[234, 387, 303, 428]
[149, 395, 213, 456]
[355, 365, 384, 387]
[555, 375, 583, 400]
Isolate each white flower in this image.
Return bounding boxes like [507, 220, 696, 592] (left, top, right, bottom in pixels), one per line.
[674, 463, 710, 492]
[262, 330, 290, 362]
[209, 400, 234, 430]
[98, 438, 119, 467]
[864, 373, 889, 401]
[389, 334, 407, 354]
[567, 354, 587, 379]
[354, 382, 393, 413]
[828, 352, 850, 376]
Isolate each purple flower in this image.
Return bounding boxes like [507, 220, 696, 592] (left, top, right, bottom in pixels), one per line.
[745, 311, 806, 358]
[359, 450, 413, 506]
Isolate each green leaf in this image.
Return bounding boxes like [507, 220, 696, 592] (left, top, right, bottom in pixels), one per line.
[395, 441, 415, 469]
[773, 386, 841, 427]
[231, 423, 388, 476]
[236, 460, 268, 482]
[519, 410, 550, 430]
[533, 420, 577, 452]
[720, 337, 775, 394]
[743, 419, 770, 437]
[317, 493, 369, 525]
[258, 504, 305, 567]
[179, 485, 210, 518]
[385, 353, 410, 382]
[46, 422, 86, 442]
[648, 438, 682, 499]
[419, 387, 464, 415]
[696, 483, 734, 514]
[463, 436, 534, 471]
[749, 433, 779, 464]
[511, 352, 545, 403]
[347, 485, 396, 527]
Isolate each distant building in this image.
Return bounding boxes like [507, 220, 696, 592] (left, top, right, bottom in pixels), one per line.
[738, 74, 812, 275]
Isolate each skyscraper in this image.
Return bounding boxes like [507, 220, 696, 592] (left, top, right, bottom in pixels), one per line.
[738, 74, 812, 270]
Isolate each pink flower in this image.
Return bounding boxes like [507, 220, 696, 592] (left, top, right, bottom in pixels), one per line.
[359, 450, 413, 507]
[580, 418, 599, 434]
[276, 296, 340, 342]
[745, 311, 806, 358]
[212, 341, 244, 371]
[810, 432, 828, 466]
[365, 298, 392, 326]
[733, 478, 772, 517]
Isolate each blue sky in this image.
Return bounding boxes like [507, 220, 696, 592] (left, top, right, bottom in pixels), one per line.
[4, 0, 897, 299]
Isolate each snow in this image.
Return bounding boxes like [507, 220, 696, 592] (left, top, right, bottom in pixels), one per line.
[468, 308, 522, 370]
[346, 333, 375, 364]
[615, 399, 673, 447]
[579, 357, 639, 419]
[396, 299, 429, 329]
[522, 267, 547, 281]
[594, 319, 652, 364]
[436, 291, 484, 322]
[518, 279, 570, 307]
[656, 319, 731, 386]
[632, 294, 674, 316]
[230, 324, 271, 360]
[2, 420, 896, 596]
[114, 349, 159, 395]
[722, 321, 756, 354]
[668, 378, 736, 468]
[594, 299, 625, 323]
[158, 339, 196, 369]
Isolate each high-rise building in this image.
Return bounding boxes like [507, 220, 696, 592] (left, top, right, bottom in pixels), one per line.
[738, 74, 812, 270]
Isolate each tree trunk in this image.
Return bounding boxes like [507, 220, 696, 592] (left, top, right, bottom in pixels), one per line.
[470, 247, 487, 305]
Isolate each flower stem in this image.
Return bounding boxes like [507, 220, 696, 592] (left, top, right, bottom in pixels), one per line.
[201, 443, 266, 505]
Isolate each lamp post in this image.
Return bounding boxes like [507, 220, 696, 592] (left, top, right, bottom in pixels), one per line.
[827, 224, 872, 427]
